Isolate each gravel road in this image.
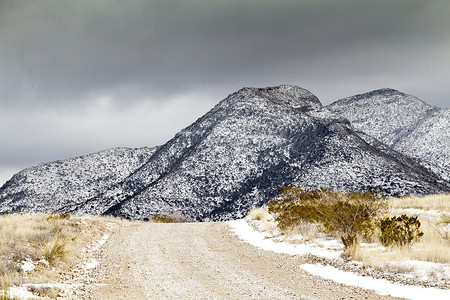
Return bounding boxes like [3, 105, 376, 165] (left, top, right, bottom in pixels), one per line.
[71, 222, 401, 299]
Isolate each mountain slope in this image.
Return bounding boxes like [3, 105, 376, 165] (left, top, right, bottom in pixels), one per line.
[66, 86, 449, 221]
[1, 85, 448, 221]
[327, 89, 450, 179]
[0, 147, 155, 214]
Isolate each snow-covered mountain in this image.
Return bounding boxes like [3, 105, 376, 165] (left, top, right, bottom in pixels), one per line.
[327, 89, 449, 180]
[0, 85, 448, 221]
[0, 147, 155, 214]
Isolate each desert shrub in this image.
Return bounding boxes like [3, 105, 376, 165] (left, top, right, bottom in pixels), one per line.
[149, 212, 187, 223]
[268, 186, 323, 229]
[435, 214, 450, 243]
[150, 214, 176, 223]
[378, 215, 424, 247]
[268, 186, 387, 249]
[46, 214, 70, 220]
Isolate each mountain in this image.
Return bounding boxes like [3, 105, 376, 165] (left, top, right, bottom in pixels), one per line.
[1, 85, 448, 221]
[0, 147, 155, 214]
[327, 89, 450, 180]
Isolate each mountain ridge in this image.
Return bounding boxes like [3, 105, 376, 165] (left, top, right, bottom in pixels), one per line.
[327, 88, 449, 179]
[1, 85, 449, 220]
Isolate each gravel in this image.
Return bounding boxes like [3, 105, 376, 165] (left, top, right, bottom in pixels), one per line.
[57, 221, 401, 299]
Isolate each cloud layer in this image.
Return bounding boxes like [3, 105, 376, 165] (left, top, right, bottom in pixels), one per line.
[1, 0, 449, 184]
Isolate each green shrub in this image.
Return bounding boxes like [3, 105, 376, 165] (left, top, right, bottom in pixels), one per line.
[378, 215, 424, 247]
[268, 186, 387, 249]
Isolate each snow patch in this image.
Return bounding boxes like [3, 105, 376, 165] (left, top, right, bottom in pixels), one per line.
[386, 260, 450, 281]
[300, 264, 450, 300]
[91, 233, 109, 251]
[227, 219, 341, 259]
[229, 219, 450, 300]
[85, 259, 100, 269]
[20, 258, 35, 272]
[22, 283, 71, 289]
[394, 208, 443, 217]
[2, 286, 39, 299]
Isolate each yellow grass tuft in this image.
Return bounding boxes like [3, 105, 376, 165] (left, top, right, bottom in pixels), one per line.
[44, 238, 67, 265]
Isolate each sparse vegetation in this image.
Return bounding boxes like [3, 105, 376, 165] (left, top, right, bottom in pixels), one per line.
[149, 212, 187, 223]
[0, 213, 110, 296]
[378, 215, 423, 247]
[249, 189, 450, 279]
[0, 294, 20, 300]
[268, 186, 387, 250]
[389, 193, 450, 211]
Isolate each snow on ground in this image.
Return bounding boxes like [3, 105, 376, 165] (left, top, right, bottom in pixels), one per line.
[301, 264, 449, 300]
[1, 226, 114, 299]
[228, 219, 450, 300]
[387, 260, 450, 281]
[228, 219, 341, 259]
[91, 233, 110, 251]
[85, 259, 100, 269]
[2, 286, 39, 299]
[394, 208, 444, 217]
[20, 258, 36, 272]
[5, 283, 78, 300]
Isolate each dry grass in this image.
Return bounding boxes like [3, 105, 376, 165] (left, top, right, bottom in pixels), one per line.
[389, 193, 450, 211]
[382, 193, 450, 264]
[338, 193, 450, 275]
[247, 207, 278, 235]
[358, 215, 450, 265]
[0, 213, 115, 296]
[0, 294, 20, 300]
[249, 192, 450, 279]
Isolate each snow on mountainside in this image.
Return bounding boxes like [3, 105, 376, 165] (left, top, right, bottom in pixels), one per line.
[0, 85, 448, 221]
[327, 89, 450, 179]
[0, 147, 155, 214]
[65, 86, 448, 221]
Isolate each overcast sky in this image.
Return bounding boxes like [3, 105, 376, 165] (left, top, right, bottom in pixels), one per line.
[1, 0, 449, 185]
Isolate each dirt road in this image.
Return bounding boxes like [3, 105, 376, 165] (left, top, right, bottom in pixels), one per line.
[75, 222, 399, 299]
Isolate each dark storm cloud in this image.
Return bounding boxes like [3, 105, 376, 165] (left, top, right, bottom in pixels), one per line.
[1, 0, 449, 106]
[0, 0, 449, 184]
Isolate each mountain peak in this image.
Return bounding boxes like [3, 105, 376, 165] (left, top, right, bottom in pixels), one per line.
[345, 88, 405, 102]
[327, 89, 448, 179]
[233, 85, 321, 109]
[329, 88, 432, 109]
